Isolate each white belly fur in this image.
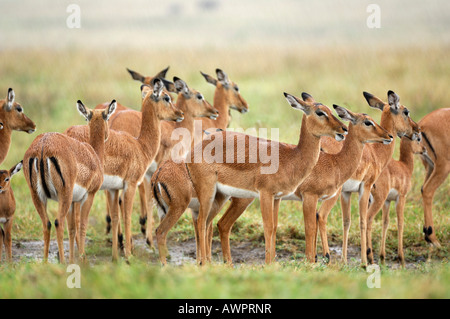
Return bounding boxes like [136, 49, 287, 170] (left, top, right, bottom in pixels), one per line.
[101, 175, 124, 190]
[0, 217, 7, 224]
[216, 183, 259, 199]
[342, 179, 363, 193]
[386, 188, 399, 202]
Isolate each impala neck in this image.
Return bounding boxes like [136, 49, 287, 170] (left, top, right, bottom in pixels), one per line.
[88, 123, 106, 167]
[0, 126, 12, 165]
[138, 100, 161, 159]
[336, 123, 365, 184]
[398, 137, 415, 173]
[294, 116, 321, 179]
[371, 109, 396, 168]
[212, 88, 230, 129]
[175, 96, 195, 135]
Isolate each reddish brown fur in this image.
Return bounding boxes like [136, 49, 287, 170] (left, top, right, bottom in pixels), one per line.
[0, 88, 36, 165]
[0, 162, 22, 263]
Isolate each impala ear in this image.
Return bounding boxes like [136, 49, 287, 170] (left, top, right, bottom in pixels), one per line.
[301, 92, 316, 103]
[151, 78, 164, 98]
[173, 77, 190, 96]
[127, 68, 146, 83]
[363, 91, 385, 111]
[154, 66, 170, 79]
[284, 92, 311, 115]
[76, 100, 92, 121]
[216, 69, 229, 85]
[161, 78, 176, 93]
[333, 104, 357, 124]
[141, 84, 152, 100]
[200, 71, 218, 86]
[387, 90, 400, 113]
[4, 88, 14, 111]
[103, 100, 117, 121]
[9, 161, 23, 178]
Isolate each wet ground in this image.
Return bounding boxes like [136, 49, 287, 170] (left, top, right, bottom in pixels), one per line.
[8, 236, 425, 269]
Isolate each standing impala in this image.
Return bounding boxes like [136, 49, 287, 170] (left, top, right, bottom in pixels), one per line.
[417, 108, 450, 247]
[0, 162, 23, 263]
[23, 100, 116, 263]
[316, 91, 419, 266]
[366, 133, 426, 267]
[216, 105, 393, 264]
[109, 77, 218, 246]
[0, 88, 36, 165]
[185, 92, 347, 265]
[65, 79, 184, 261]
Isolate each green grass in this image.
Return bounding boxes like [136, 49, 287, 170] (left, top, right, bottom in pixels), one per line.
[0, 46, 448, 298]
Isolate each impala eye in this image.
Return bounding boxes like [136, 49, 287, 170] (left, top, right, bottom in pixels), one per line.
[163, 95, 170, 103]
[4, 178, 9, 182]
[197, 94, 203, 100]
[364, 120, 374, 127]
[16, 105, 23, 113]
[234, 85, 239, 92]
[404, 109, 410, 116]
[316, 110, 326, 117]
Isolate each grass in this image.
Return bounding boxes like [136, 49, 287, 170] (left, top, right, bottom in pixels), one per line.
[0, 45, 448, 298]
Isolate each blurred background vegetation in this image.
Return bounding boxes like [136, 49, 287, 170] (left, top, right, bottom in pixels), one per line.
[0, 0, 448, 298]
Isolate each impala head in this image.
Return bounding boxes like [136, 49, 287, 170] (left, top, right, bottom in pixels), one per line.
[333, 104, 393, 144]
[0, 88, 36, 134]
[172, 77, 219, 120]
[363, 90, 419, 139]
[200, 69, 249, 113]
[410, 132, 427, 155]
[127, 66, 170, 85]
[77, 99, 116, 141]
[0, 161, 22, 194]
[284, 92, 347, 141]
[141, 78, 184, 122]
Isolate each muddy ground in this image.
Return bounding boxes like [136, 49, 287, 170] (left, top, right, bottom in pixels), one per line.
[9, 235, 430, 269]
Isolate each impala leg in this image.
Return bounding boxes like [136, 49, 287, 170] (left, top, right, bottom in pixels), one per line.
[379, 201, 390, 264]
[341, 192, 352, 263]
[30, 192, 51, 262]
[108, 190, 120, 262]
[122, 184, 137, 259]
[259, 192, 275, 264]
[4, 218, 13, 263]
[317, 193, 340, 262]
[0, 226, 3, 262]
[217, 198, 254, 265]
[145, 179, 155, 248]
[78, 193, 96, 263]
[73, 202, 81, 250]
[366, 188, 387, 264]
[67, 203, 76, 264]
[197, 194, 215, 266]
[396, 196, 406, 267]
[205, 193, 229, 262]
[271, 198, 281, 262]
[359, 184, 372, 267]
[105, 190, 111, 235]
[55, 195, 73, 264]
[138, 181, 148, 236]
[303, 194, 319, 263]
[421, 163, 448, 247]
[191, 210, 200, 261]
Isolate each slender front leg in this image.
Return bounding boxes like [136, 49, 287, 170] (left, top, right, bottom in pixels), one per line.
[303, 194, 319, 263]
[122, 184, 138, 259]
[67, 203, 77, 264]
[138, 181, 148, 236]
[205, 193, 229, 262]
[105, 190, 112, 235]
[78, 193, 96, 263]
[396, 196, 406, 267]
[0, 226, 3, 262]
[270, 198, 281, 262]
[217, 198, 254, 265]
[144, 178, 155, 248]
[4, 218, 14, 263]
[366, 188, 387, 264]
[317, 192, 340, 262]
[341, 192, 352, 263]
[359, 184, 373, 267]
[108, 190, 120, 262]
[379, 201, 390, 264]
[259, 192, 275, 264]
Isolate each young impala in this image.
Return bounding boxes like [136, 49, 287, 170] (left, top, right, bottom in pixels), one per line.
[185, 92, 347, 265]
[216, 103, 393, 264]
[23, 100, 116, 263]
[65, 79, 183, 261]
[0, 162, 23, 263]
[366, 133, 426, 267]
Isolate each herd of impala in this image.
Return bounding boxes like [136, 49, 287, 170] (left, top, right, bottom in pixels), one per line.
[0, 67, 448, 268]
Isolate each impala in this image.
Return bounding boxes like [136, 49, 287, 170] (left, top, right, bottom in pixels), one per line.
[417, 108, 450, 247]
[185, 92, 347, 265]
[65, 79, 183, 261]
[23, 100, 116, 263]
[216, 104, 393, 264]
[366, 133, 426, 267]
[0, 162, 23, 263]
[316, 91, 419, 266]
